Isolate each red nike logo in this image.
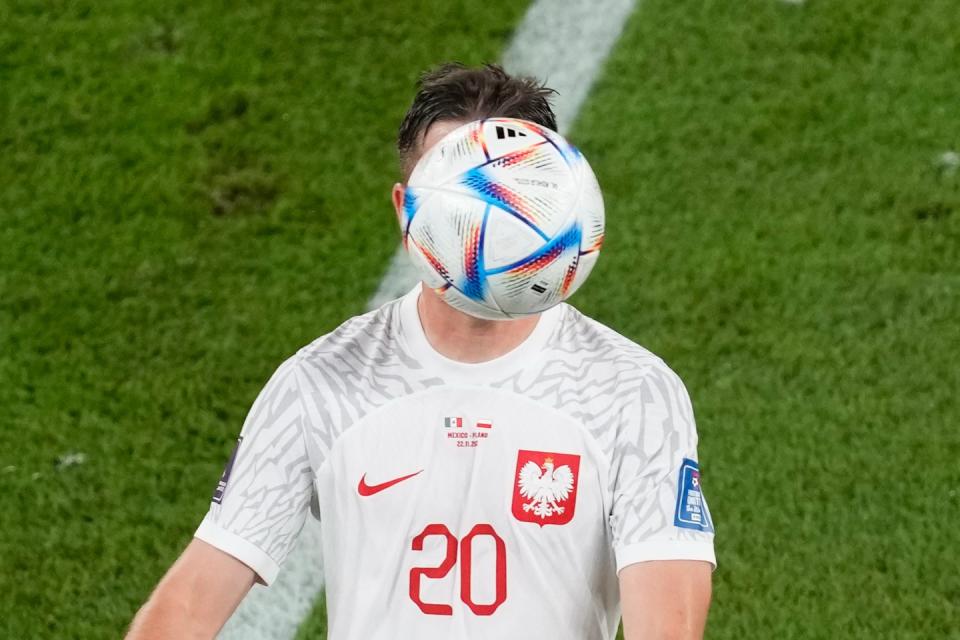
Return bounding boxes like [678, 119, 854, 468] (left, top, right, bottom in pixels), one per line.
[357, 470, 423, 497]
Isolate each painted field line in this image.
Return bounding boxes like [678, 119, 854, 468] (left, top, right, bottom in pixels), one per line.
[219, 0, 637, 637]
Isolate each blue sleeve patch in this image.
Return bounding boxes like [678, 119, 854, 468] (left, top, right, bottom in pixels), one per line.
[673, 458, 714, 533]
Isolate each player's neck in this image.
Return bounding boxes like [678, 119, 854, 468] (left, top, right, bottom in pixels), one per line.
[417, 285, 540, 364]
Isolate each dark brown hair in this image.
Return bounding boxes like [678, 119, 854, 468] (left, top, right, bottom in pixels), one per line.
[397, 62, 557, 177]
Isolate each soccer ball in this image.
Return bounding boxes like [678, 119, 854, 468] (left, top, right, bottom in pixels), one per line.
[400, 118, 605, 320]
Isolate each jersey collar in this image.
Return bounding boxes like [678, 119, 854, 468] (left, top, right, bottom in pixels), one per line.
[397, 284, 563, 383]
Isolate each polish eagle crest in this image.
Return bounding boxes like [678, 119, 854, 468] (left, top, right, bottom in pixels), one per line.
[517, 457, 575, 519]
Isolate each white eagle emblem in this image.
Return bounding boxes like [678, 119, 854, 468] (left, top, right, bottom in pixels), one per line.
[517, 457, 575, 519]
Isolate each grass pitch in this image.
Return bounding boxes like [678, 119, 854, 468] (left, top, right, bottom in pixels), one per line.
[2, 0, 958, 638]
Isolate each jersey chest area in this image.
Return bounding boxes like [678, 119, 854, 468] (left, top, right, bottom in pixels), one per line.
[315, 387, 610, 534]
[313, 387, 618, 634]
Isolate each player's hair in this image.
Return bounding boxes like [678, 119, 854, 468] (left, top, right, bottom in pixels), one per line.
[397, 62, 558, 177]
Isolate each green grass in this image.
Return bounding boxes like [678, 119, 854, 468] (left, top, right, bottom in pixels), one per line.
[0, 0, 528, 637]
[2, 0, 958, 638]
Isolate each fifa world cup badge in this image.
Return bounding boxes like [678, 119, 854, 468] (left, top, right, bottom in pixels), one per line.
[673, 458, 714, 533]
[511, 450, 581, 527]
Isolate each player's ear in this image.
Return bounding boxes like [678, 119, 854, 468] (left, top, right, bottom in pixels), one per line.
[392, 183, 405, 232]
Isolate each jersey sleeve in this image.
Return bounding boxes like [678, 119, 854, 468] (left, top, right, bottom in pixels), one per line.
[194, 354, 315, 585]
[609, 361, 716, 572]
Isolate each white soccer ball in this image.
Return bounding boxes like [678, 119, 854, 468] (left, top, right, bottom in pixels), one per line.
[400, 118, 605, 320]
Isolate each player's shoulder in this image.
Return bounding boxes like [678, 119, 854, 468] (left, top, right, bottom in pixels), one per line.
[556, 303, 686, 386]
[292, 298, 401, 369]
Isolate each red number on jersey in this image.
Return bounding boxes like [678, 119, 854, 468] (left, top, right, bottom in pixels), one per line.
[409, 523, 507, 616]
[460, 524, 507, 615]
[409, 524, 458, 615]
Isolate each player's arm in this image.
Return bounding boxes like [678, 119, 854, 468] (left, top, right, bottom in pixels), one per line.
[125, 539, 256, 640]
[611, 363, 717, 639]
[619, 560, 712, 640]
[127, 354, 315, 638]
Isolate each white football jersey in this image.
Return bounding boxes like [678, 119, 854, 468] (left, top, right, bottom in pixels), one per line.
[196, 285, 715, 640]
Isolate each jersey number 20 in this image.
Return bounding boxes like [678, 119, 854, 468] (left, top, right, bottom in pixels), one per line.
[409, 523, 507, 616]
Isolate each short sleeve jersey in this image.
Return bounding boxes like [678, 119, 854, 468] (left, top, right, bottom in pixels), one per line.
[196, 286, 715, 640]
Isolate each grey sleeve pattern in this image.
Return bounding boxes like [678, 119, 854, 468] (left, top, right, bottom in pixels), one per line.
[609, 363, 713, 552]
[203, 355, 315, 569]
[196, 300, 439, 583]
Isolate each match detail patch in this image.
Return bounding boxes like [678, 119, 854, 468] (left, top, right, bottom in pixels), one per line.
[673, 458, 714, 533]
[212, 436, 243, 505]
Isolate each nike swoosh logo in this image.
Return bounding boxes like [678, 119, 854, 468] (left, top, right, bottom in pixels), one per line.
[357, 470, 423, 497]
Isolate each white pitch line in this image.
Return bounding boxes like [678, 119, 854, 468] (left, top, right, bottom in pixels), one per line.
[219, 1, 637, 637]
[502, 0, 638, 136]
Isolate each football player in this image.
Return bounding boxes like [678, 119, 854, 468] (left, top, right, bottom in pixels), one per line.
[127, 63, 715, 640]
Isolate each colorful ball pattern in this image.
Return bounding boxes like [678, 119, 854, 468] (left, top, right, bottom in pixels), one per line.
[401, 118, 605, 320]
